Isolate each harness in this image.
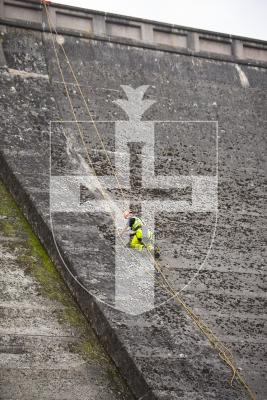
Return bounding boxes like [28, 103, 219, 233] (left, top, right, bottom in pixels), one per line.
[141, 225, 151, 247]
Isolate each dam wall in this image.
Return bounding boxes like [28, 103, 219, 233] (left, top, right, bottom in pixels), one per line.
[0, 2, 266, 399]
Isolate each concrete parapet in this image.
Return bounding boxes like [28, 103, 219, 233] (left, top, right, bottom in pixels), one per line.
[0, 32, 6, 68]
[232, 39, 244, 59]
[0, 0, 266, 67]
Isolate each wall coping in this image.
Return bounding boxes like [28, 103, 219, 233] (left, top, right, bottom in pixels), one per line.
[0, 0, 267, 68]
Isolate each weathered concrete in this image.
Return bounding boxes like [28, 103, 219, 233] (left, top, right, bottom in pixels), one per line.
[0, 181, 133, 399]
[0, 19, 266, 400]
[0, 0, 267, 67]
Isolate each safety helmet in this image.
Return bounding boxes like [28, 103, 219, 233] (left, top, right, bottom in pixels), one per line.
[123, 210, 133, 219]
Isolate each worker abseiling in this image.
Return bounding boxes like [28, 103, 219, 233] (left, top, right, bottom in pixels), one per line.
[121, 210, 160, 258]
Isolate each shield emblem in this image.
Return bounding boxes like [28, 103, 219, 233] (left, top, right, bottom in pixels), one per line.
[50, 85, 218, 315]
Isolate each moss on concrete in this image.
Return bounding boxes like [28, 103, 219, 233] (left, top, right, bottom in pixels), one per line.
[0, 187, 19, 217]
[0, 180, 133, 399]
[0, 219, 16, 236]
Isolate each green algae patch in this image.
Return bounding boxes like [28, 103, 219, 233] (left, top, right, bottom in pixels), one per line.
[0, 182, 64, 300]
[0, 184, 20, 218]
[0, 183, 20, 235]
[77, 336, 110, 364]
[0, 180, 133, 398]
[0, 219, 16, 236]
[1, 182, 86, 331]
[0, 180, 92, 338]
[60, 304, 110, 365]
[16, 228, 69, 305]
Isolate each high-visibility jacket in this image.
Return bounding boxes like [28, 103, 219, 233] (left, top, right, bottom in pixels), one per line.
[129, 216, 143, 231]
[130, 226, 154, 251]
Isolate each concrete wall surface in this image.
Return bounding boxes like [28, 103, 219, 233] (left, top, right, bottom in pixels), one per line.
[0, 7, 266, 400]
[0, 0, 266, 67]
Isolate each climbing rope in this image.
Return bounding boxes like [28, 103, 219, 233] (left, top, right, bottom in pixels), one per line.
[42, 3, 256, 399]
[42, 1, 157, 307]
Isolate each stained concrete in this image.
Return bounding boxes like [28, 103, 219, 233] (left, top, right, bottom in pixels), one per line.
[0, 25, 266, 400]
[0, 181, 134, 400]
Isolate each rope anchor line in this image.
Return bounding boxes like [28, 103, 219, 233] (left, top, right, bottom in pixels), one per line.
[41, 3, 256, 400]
